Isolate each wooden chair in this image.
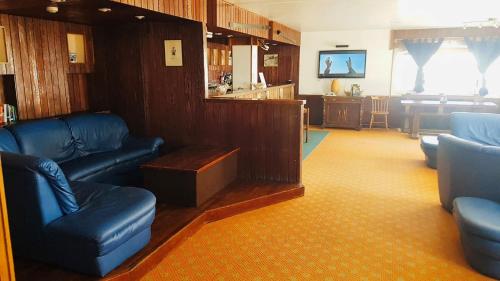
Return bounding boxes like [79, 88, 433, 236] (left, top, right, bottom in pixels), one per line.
[304, 107, 310, 143]
[369, 96, 389, 129]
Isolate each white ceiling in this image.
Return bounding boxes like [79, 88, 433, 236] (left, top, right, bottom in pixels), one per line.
[229, 0, 500, 31]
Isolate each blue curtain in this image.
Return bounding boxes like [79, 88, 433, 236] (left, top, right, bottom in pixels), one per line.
[403, 39, 443, 93]
[465, 37, 500, 96]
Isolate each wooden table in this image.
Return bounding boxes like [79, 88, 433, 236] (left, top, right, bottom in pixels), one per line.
[141, 146, 239, 207]
[401, 99, 498, 138]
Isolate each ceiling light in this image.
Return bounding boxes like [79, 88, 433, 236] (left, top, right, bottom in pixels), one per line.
[215, 32, 223, 36]
[50, 0, 66, 2]
[46, 4, 59, 13]
[227, 34, 233, 38]
[135, 15, 145, 20]
[98, 8, 112, 13]
[207, 31, 213, 39]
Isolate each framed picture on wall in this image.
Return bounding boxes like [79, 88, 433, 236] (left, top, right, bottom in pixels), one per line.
[164, 40, 183, 66]
[264, 54, 278, 67]
[220, 50, 226, 66]
[212, 48, 219, 66]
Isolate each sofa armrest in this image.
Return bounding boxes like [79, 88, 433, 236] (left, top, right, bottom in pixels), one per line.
[123, 136, 164, 153]
[1, 152, 79, 215]
[438, 134, 500, 211]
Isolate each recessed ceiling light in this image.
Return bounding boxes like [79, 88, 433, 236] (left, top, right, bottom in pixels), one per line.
[135, 15, 145, 20]
[98, 8, 112, 13]
[46, 4, 59, 13]
[227, 34, 233, 38]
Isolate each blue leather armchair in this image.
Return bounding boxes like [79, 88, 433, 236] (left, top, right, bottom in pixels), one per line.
[2, 152, 156, 276]
[0, 113, 164, 276]
[438, 112, 500, 212]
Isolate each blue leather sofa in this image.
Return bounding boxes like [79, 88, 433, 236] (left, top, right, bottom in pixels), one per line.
[438, 112, 500, 212]
[420, 135, 438, 168]
[453, 197, 500, 279]
[0, 113, 164, 276]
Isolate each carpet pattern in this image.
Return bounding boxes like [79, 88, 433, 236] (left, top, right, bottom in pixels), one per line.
[141, 129, 492, 281]
[303, 130, 329, 160]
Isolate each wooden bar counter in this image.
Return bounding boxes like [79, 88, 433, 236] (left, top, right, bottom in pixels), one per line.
[210, 84, 295, 100]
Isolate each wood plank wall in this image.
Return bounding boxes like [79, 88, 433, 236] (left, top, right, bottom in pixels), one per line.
[111, 0, 207, 23]
[91, 20, 303, 183]
[0, 14, 94, 120]
[258, 44, 300, 97]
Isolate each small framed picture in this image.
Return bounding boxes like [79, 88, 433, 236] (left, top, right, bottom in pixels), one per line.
[164, 40, 183, 66]
[212, 49, 219, 66]
[220, 50, 226, 66]
[264, 54, 278, 67]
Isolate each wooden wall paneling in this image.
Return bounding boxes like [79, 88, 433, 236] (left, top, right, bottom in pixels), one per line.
[92, 20, 303, 183]
[258, 44, 300, 96]
[0, 14, 94, 120]
[270, 21, 301, 46]
[111, 0, 207, 22]
[90, 23, 147, 135]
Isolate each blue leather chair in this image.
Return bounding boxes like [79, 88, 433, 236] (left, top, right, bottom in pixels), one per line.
[420, 135, 438, 168]
[2, 152, 156, 276]
[438, 112, 500, 212]
[0, 113, 164, 276]
[454, 197, 500, 279]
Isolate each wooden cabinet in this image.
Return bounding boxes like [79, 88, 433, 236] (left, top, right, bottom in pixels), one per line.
[207, 0, 270, 39]
[322, 96, 362, 130]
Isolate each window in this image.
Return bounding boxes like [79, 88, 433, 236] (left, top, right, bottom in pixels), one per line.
[391, 39, 500, 97]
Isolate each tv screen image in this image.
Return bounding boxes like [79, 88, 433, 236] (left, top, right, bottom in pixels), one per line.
[318, 50, 367, 78]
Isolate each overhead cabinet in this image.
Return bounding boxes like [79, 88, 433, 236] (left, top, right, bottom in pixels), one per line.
[270, 21, 301, 46]
[207, 0, 269, 39]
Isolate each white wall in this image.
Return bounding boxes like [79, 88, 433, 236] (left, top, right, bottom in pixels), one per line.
[299, 29, 394, 95]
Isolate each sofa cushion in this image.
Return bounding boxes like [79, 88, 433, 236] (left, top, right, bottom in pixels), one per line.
[8, 118, 77, 163]
[63, 113, 129, 156]
[454, 197, 500, 242]
[1, 152, 78, 215]
[60, 146, 155, 182]
[0, 128, 20, 153]
[45, 181, 156, 256]
[451, 112, 500, 146]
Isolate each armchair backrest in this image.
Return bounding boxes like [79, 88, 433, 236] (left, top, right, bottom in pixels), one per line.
[63, 113, 129, 156]
[450, 112, 500, 146]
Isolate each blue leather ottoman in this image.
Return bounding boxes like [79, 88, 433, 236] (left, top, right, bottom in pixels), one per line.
[420, 135, 438, 169]
[453, 197, 500, 279]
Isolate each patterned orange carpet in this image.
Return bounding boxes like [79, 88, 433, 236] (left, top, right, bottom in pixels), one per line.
[141, 129, 492, 281]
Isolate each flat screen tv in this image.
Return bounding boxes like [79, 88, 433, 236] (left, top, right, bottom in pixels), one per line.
[318, 50, 367, 78]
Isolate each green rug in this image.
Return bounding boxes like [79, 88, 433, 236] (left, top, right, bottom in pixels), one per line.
[303, 130, 329, 160]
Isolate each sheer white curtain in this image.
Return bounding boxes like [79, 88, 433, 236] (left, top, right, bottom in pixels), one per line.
[391, 39, 500, 96]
